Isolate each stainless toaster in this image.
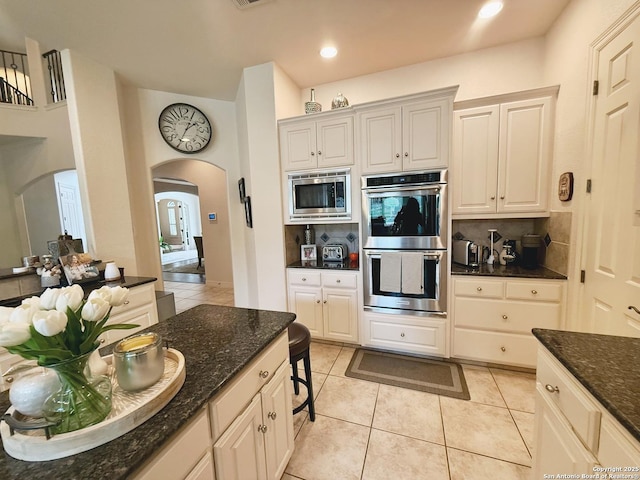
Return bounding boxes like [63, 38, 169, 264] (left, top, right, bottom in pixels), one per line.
[322, 244, 347, 262]
[452, 239, 483, 267]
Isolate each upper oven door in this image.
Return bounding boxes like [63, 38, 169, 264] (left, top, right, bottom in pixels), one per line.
[362, 183, 448, 249]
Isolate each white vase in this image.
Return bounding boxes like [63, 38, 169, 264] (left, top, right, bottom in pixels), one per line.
[104, 262, 120, 281]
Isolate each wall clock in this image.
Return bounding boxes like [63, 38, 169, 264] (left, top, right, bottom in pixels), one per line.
[158, 103, 212, 153]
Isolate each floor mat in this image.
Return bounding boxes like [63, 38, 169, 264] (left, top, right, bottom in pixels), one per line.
[345, 348, 470, 400]
[162, 260, 204, 274]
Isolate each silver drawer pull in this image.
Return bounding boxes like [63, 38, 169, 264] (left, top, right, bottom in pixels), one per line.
[502, 314, 508, 320]
[259, 370, 269, 379]
[500, 346, 506, 352]
[545, 384, 559, 394]
[531, 290, 538, 295]
[477, 287, 482, 292]
[258, 424, 267, 433]
[123, 300, 130, 305]
[268, 411, 277, 420]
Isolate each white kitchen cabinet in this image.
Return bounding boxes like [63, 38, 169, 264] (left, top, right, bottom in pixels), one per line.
[287, 269, 359, 343]
[362, 309, 448, 357]
[279, 113, 354, 171]
[102, 282, 159, 346]
[357, 88, 456, 174]
[452, 87, 558, 218]
[452, 276, 564, 367]
[533, 346, 640, 475]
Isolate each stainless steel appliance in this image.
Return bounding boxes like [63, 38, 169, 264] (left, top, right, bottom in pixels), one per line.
[322, 244, 347, 262]
[288, 168, 351, 221]
[452, 239, 483, 267]
[361, 170, 448, 250]
[363, 249, 447, 313]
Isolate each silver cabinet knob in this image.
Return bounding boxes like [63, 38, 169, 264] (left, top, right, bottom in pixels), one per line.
[500, 346, 506, 352]
[477, 287, 482, 292]
[545, 384, 559, 394]
[502, 314, 508, 320]
[323, 300, 327, 304]
[316, 300, 320, 304]
[310, 152, 315, 156]
[302, 277, 306, 281]
[395, 153, 400, 158]
[100, 338, 106, 344]
[404, 152, 409, 157]
[258, 424, 268, 433]
[336, 279, 341, 283]
[5, 376, 13, 384]
[317, 150, 322, 155]
[500, 196, 505, 200]
[490, 196, 496, 200]
[259, 370, 269, 379]
[268, 411, 277, 420]
[400, 332, 405, 338]
[531, 290, 538, 295]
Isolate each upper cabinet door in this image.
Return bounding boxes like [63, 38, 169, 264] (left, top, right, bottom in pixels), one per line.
[402, 98, 451, 171]
[498, 96, 553, 214]
[316, 115, 354, 168]
[280, 121, 317, 171]
[358, 106, 402, 173]
[451, 105, 500, 215]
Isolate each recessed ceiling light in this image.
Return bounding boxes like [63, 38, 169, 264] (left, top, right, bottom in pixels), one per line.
[320, 46, 337, 58]
[478, 1, 503, 19]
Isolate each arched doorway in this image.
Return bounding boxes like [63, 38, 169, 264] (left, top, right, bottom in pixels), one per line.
[151, 159, 235, 312]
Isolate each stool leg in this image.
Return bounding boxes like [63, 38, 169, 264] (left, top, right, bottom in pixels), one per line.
[303, 351, 315, 421]
[291, 360, 300, 395]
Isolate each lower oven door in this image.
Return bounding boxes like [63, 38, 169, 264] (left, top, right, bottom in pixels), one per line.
[363, 249, 447, 313]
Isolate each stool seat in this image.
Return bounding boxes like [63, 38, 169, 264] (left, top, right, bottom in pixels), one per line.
[288, 322, 311, 357]
[287, 322, 315, 422]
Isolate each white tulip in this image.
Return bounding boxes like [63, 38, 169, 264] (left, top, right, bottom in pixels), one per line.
[21, 296, 41, 310]
[108, 286, 129, 306]
[32, 310, 68, 337]
[56, 285, 85, 312]
[81, 297, 110, 322]
[0, 306, 14, 323]
[88, 286, 112, 303]
[0, 322, 31, 347]
[9, 303, 38, 325]
[39, 288, 61, 310]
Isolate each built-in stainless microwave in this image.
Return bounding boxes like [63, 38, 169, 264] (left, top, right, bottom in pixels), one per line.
[288, 168, 351, 221]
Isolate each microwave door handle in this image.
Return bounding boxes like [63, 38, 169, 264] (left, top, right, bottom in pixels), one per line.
[363, 185, 442, 195]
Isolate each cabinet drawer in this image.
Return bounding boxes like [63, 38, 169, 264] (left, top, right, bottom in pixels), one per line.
[366, 313, 447, 356]
[453, 328, 538, 367]
[110, 283, 155, 316]
[321, 272, 357, 289]
[536, 348, 601, 452]
[455, 278, 504, 299]
[209, 332, 288, 440]
[454, 298, 560, 333]
[506, 281, 563, 302]
[288, 270, 321, 287]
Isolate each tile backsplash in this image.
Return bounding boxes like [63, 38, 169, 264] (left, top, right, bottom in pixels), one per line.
[284, 223, 359, 265]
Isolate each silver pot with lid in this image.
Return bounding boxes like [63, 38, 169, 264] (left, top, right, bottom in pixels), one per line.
[113, 332, 165, 391]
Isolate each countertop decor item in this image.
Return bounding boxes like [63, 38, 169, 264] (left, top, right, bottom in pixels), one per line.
[331, 92, 349, 109]
[0, 284, 138, 434]
[305, 88, 322, 114]
[104, 262, 120, 282]
[158, 103, 212, 153]
[113, 332, 165, 391]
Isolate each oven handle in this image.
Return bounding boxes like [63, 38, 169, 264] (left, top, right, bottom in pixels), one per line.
[362, 184, 442, 195]
[365, 250, 443, 262]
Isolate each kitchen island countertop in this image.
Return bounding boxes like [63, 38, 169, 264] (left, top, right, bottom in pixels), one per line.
[532, 328, 640, 443]
[0, 304, 296, 479]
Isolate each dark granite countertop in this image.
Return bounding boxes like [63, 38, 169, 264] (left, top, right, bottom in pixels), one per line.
[0, 268, 37, 280]
[532, 328, 640, 443]
[452, 262, 567, 280]
[287, 260, 359, 271]
[0, 276, 157, 307]
[0, 304, 296, 479]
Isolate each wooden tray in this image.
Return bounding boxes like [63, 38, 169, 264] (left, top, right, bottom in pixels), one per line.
[1, 348, 186, 461]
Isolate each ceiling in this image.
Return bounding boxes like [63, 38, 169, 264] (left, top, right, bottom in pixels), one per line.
[0, 0, 571, 101]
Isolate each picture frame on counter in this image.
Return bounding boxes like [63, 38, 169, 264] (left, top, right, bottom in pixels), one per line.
[244, 196, 253, 228]
[301, 244, 317, 261]
[60, 253, 99, 285]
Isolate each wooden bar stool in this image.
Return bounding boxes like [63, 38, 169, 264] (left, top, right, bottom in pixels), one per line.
[287, 322, 315, 421]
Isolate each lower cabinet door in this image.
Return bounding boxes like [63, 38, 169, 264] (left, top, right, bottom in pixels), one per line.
[323, 288, 358, 342]
[185, 452, 216, 480]
[261, 361, 295, 480]
[533, 385, 597, 477]
[288, 287, 323, 337]
[214, 394, 267, 480]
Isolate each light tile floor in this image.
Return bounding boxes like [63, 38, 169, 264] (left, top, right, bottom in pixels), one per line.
[159, 283, 535, 480]
[285, 343, 535, 480]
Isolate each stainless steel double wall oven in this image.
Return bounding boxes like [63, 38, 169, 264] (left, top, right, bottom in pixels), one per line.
[362, 169, 448, 314]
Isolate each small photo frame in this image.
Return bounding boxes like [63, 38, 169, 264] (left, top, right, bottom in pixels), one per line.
[301, 244, 317, 261]
[244, 196, 253, 228]
[238, 178, 246, 202]
[60, 253, 99, 285]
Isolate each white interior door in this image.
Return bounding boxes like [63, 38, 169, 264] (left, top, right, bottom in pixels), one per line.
[583, 12, 640, 337]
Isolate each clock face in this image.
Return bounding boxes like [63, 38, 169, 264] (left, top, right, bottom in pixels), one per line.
[158, 103, 212, 153]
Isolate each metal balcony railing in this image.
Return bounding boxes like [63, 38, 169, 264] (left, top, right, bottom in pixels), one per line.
[0, 49, 33, 105]
[42, 49, 66, 103]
